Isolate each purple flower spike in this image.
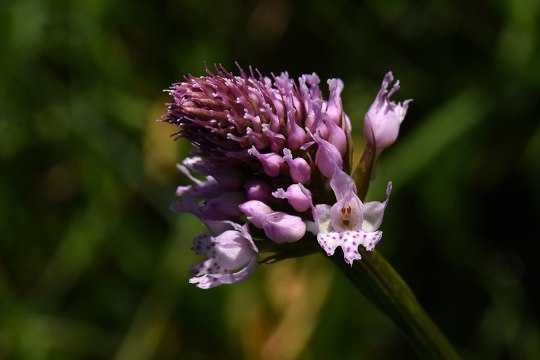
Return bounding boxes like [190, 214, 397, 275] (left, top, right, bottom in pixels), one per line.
[163, 65, 405, 287]
[364, 72, 412, 151]
[189, 223, 258, 289]
[286, 107, 309, 150]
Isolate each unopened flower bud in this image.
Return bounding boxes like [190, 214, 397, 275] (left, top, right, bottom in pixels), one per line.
[238, 200, 273, 228]
[262, 124, 286, 153]
[325, 79, 344, 125]
[255, 211, 307, 243]
[283, 148, 311, 184]
[239, 200, 306, 243]
[272, 184, 311, 212]
[248, 146, 284, 177]
[310, 134, 343, 178]
[324, 116, 347, 156]
[364, 72, 412, 151]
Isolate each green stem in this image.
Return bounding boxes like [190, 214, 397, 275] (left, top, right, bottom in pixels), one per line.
[352, 143, 376, 201]
[329, 250, 460, 359]
[347, 141, 459, 358]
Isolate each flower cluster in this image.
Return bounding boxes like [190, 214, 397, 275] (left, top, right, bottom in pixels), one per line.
[163, 65, 410, 288]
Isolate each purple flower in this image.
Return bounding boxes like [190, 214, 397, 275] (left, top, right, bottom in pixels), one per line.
[162, 65, 407, 286]
[301, 170, 392, 265]
[364, 72, 412, 151]
[189, 222, 258, 289]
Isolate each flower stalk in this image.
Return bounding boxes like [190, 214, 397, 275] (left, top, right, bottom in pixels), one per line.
[352, 142, 376, 201]
[347, 133, 460, 359]
[330, 250, 460, 360]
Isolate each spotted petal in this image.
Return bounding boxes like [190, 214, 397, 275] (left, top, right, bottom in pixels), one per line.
[189, 225, 259, 288]
[317, 229, 383, 265]
[191, 233, 213, 257]
[189, 256, 258, 289]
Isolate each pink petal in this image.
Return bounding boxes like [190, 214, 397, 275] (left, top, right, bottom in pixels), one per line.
[317, 229, 383, 265]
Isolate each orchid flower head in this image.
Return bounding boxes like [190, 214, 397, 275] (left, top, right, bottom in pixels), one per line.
[163, 65, 405, 287]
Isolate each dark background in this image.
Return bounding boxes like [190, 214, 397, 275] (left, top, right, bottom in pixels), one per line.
[1, 0, 539, 359]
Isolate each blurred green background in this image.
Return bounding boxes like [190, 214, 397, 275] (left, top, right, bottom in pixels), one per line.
[1, 0, 539, 359]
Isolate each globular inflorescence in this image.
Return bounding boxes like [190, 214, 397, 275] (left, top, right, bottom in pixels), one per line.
[162, 65, 410, 288]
